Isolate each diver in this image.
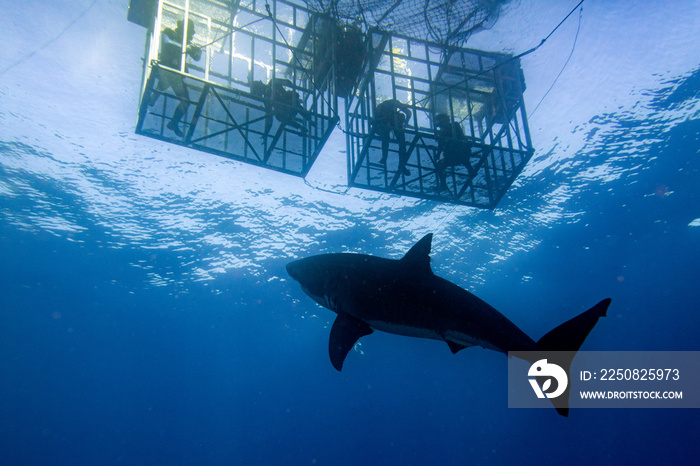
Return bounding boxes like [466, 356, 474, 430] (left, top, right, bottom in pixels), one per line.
[371, 99, 412, 176]
[433, 113, 475, 192]
[334, 23, 365, 97]
[148, 19, 202, 137]
[251, 78, 314, 137]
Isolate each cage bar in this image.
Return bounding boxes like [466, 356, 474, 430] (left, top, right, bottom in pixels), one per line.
[345, 28, 534, 208]
[131, 0, 339, 177]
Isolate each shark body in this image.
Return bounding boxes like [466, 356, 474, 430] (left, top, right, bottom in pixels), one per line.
[286, 234, 610, 416]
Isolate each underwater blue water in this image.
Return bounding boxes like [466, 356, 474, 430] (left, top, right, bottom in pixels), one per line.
[1, 0, 699, 464]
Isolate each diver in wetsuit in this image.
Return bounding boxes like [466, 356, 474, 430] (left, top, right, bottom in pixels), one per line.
[434, 113, 475, 192]
[371, 99, 412, 175]
[251, 78, 313, 136]
[149, 19, 202, 137]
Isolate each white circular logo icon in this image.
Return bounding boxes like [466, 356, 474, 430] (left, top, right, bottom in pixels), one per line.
[528, 359, 568, 399]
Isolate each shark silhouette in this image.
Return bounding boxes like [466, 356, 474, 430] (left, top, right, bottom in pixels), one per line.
[286, 233, 610, 416]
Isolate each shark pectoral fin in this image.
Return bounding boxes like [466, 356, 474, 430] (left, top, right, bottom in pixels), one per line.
[446, 340, 472, 354]
[329, 313, 373, 371]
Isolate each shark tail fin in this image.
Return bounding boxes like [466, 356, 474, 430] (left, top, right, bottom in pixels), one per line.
[535, 298, 610, 353]
[534, 298, 611, 417]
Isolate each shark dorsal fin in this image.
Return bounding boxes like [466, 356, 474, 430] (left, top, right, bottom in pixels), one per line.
[401, 233, 433, 274]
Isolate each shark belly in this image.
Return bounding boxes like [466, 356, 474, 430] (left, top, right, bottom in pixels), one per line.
[365, 319, 443, 341]
[339, 271, 534, 353]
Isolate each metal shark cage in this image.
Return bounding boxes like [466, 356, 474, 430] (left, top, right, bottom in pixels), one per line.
[345, 29, 534, 208]
[128, 0, 339, 177]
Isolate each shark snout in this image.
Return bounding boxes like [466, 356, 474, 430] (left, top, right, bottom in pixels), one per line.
[286, 257, 325, 301]
[286, 259, 302, 282]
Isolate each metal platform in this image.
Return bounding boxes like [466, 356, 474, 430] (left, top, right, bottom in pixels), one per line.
[345, 29, 534, 208]
[132, 0, 338, 177]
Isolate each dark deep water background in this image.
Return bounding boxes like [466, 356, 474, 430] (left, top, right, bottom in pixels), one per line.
[2, 0, 700, 464]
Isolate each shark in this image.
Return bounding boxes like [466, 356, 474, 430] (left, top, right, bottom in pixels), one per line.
[286, 233, 610, 416]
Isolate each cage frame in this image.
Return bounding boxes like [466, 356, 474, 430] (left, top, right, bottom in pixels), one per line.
[133, 0, 340, 177]
[345, 28, 534, 208]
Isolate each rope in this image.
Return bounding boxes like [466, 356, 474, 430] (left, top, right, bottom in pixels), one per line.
[530, 5, 583, 117]
[514, 0, 585, 61]
[414, 0, 586, 108]
[197, 16, 266, 50]
[0, 0, 101, 78]
[304, 178, 351, 195]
